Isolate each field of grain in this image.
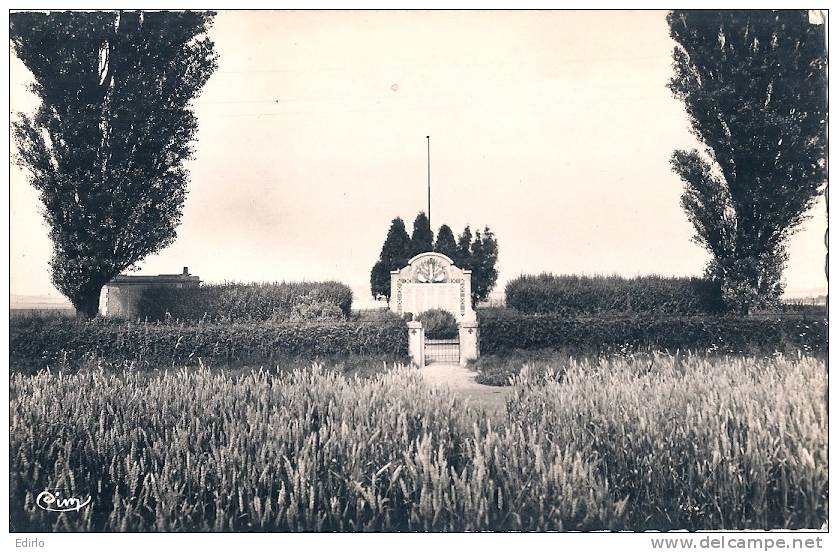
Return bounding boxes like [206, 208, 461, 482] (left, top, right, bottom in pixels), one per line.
[9, 354, 826, 532]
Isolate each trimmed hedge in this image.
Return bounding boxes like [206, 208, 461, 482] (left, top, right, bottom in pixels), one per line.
[478, 311, 827, 355]
[10, 317, 407, 370]
[505, 274, 724, 315]
[137, 281, 353, 322]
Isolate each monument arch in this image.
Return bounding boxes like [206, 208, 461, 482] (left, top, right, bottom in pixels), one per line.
[389, 252, 477, 322]
[391, 252, 479, 366]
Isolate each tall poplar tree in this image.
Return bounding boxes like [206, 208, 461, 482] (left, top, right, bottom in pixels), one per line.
[11, 11, 218, 317]
[668, 10, 826, 313]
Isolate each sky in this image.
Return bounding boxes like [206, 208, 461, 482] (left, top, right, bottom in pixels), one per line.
[9, 10, 828, 307]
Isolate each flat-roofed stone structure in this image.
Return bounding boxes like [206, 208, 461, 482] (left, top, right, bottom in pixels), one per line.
[99, 267, 201, 318]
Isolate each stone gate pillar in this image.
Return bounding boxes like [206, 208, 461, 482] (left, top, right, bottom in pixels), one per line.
[459, 320, 479, 366]
[407, 321, 425, 368]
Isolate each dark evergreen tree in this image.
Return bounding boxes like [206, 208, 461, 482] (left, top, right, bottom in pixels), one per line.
[454, 225, 473, 268]
[668, 10, 826, 313]
[469, 227, 499, 306]
[409, 212, 434, 257]
[11, 11, 218, 317]
[370, 217, 412, 301]
[369, 260, 390, 303]
[433, 224, 458, 260]
[372, 216, 499, 305]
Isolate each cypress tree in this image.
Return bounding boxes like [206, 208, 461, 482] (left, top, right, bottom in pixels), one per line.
[434, 224, 458, 260]
[409, 212, 434, 257]
[370, 217, 412, 301]
[470, 227, 499, 306]
[455, 225, 472, 268]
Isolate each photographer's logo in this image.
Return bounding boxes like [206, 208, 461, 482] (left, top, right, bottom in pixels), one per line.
[35, 489, 91, 512]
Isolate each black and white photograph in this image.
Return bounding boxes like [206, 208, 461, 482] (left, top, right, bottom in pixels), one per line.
[3, 4, 831, 550]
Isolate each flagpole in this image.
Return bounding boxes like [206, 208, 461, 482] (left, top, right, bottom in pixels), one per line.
[426, 135, 431, 228]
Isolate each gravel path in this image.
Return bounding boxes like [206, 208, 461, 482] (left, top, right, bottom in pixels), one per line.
[420, 362, 510, 419]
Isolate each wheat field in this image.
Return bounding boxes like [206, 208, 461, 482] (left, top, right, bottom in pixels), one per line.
[9, 354, 827, 531]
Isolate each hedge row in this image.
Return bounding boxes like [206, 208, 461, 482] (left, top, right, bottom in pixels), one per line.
[137, 281, 353, 322]
[9, 317, 407, 370]
[478, 312, 827, 355]
[505, 274, 724, 315]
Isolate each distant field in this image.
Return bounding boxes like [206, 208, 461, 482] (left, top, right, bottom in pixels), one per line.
[10, 307, 76, 318]
[10, 294, 75, 318]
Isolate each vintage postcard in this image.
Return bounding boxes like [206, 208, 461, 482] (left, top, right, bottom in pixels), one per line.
[5, 6, 830, 551]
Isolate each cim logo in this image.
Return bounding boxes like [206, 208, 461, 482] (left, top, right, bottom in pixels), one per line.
[35, 489, 91, 513]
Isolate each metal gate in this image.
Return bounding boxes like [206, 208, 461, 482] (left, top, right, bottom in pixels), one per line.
[424, 338, 460, 365]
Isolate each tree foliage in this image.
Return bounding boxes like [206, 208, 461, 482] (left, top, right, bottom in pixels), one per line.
[469, 227, 499, 306]
[370, 217, 412, 301]
[455, 225, 473, 268]
[409, 211, 434, 257]
[415, 308, 458, 339]
[371, 216, 499, 306]
[667, 10, 826, 313]
[369, 261, 390, 303]
[433, 224, 458, 260]
[11, 10, 218, 317]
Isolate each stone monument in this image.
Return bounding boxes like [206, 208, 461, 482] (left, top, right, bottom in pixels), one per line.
[390, 252, 476, 322]
[390, 252, 479, 366]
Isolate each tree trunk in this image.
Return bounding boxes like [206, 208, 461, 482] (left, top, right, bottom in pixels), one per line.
[73, 288, 102, 319]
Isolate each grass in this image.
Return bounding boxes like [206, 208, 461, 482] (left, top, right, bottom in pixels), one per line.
[9, 354, 827, 531]
[144, 353, 407, 380]
[472, 347, 828, 386]
[471, 349, 579, 385]
[10, 364, 622, 532]
[11, 349, 405, 380]
[507, 353, 827, 530]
